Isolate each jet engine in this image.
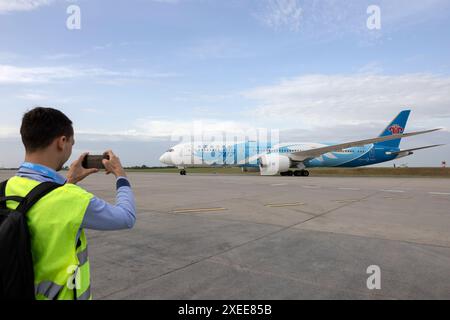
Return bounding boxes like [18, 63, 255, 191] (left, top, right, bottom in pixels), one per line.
[258, 154, 291, 176]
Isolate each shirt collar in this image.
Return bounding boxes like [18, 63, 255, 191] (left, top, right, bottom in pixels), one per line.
[19, 162, 67, 185]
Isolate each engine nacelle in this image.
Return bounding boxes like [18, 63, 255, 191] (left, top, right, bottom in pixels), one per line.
[258, 154, 291, 176]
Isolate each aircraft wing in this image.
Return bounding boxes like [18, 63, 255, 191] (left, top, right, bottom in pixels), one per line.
[386, 144, 445, 155]
[289, 128, 442, 161]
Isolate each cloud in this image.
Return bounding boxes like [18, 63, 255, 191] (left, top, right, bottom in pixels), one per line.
[81, 108, 106, 115]
[255, 0, 450, 40]
[357, 62, 384, 74]
[0, 64, 180, 84]
[243, 73, 450, 131]
[257, 0, 303, 32]
[74, 119, 261, 143]
[0, 65, 79, 83]
[0, 0, 53, 13]
[43, 53, 84, 60]
[182, 38, 252, 60]
[136, 119, 259, 139]
[0, 126, 19, 138]
[12, 72, 445, 143]
[43, 43, 115, 61]
[16, 91, 51, 100]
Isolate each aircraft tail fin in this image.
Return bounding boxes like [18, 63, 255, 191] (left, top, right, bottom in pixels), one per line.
[376, 110, 411, 148]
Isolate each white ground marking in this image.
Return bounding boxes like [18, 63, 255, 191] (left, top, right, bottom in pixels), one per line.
[303, 185, 320, 189]
[383, 196, 412, 200]
[380, 189, 405, 193]
[338, 187, 361, 191]
[271, 183, 288, 186]
[428, 192, 450, 195]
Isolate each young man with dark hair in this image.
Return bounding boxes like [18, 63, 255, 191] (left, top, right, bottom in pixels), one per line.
[2, 107, 136, 300]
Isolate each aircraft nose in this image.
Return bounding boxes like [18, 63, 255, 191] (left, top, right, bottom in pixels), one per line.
[159, 152, 172, 165]
[159, 153, 166, 164]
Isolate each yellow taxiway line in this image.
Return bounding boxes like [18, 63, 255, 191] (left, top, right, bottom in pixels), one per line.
[264, 202, 305, 208]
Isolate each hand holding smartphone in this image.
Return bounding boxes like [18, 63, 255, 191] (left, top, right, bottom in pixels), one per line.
[82, 153, 110, 169]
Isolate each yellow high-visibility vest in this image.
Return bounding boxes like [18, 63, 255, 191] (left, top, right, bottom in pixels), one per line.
[5, 176, 94, 300]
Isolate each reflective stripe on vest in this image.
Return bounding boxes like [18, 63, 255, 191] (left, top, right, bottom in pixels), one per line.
[35, 280, 91, 300]
[77, 247, 89, 266]
[78, 286, 92, 300]
[35, 281, 64, 300]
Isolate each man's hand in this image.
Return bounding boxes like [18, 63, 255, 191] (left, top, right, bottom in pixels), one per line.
[102, 150, 127, 178]
[66, 153, 99, 184]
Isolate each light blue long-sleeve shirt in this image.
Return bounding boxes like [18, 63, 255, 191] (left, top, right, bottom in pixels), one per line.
[15, 163, 136, 231]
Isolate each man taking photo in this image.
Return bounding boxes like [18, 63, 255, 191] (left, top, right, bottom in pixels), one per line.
[1, 107, 136, 300]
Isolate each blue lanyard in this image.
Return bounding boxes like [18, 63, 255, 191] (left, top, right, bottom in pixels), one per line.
[20, 162, 66, 185]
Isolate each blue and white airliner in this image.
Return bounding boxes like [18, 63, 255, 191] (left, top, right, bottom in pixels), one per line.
[159, 110, 443, 176]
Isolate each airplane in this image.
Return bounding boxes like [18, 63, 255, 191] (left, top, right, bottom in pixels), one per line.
[159, 110, 444, 176]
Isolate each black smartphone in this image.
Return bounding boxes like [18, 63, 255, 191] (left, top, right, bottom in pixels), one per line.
[82, 153, 110, 169]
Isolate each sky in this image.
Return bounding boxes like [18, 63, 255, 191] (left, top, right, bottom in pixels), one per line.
[0, 0, 449, 167]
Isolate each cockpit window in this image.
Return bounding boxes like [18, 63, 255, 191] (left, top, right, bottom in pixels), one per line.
[167, 148, 175, 152]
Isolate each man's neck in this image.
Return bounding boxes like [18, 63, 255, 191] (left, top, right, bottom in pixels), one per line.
[24, 153, 59, 172]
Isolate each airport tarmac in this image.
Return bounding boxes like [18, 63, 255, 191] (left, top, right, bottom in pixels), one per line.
[1, 171, 450, 299]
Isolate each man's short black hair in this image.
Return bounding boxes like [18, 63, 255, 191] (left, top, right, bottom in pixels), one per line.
[20, 107, 74, 152]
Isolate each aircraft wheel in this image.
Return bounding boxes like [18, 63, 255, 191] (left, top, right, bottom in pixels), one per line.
[302, 170, 310, 177]
[180, 170, 186, 175]
[294, 170, 302, 176]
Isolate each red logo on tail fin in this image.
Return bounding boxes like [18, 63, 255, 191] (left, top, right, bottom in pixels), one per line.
[388, 125, 404, 134]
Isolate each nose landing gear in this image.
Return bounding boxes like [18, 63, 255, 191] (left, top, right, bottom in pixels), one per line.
[180, 169, 187, 175]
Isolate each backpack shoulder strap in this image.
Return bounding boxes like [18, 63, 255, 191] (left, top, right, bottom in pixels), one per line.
[0, 180, 8, 209]
[0, 179, 7, 197]
[15, 182, 63, 214]
[0, 179, 25, 209]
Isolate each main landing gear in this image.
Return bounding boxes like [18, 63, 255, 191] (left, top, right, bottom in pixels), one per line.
[280, 170, 309, 177]
[180, 169, 187, 175]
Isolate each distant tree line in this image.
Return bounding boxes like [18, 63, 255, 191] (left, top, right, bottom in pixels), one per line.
[124, 165, 176, 169]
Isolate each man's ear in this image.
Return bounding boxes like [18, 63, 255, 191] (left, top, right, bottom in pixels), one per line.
[56, 136, 67, 151]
